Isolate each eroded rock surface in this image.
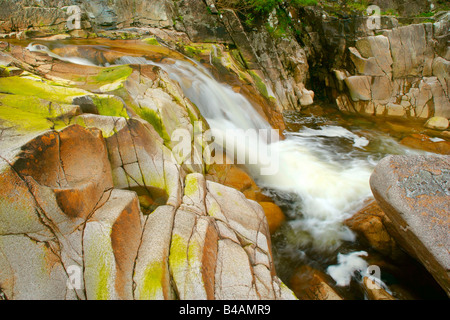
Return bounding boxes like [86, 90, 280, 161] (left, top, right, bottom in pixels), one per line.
[370, 155, 450, 297]
[0, 45, 295, 300]
[325, 15, 450, 125]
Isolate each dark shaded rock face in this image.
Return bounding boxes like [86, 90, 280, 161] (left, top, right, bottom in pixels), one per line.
[370, 155, 450, 297]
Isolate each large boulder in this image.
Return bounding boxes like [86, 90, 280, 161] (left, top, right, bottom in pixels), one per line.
[370, 155, 450, 297]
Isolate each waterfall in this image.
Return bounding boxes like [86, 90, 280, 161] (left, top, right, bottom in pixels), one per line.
[116, 56, 375, 251]
[29, 44, 425, 290]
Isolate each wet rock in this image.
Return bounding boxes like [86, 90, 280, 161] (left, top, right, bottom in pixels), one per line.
[362, 277, 396, 300]
[345, 200, 404, 261]
[290, 265, 343, 300]
[370, 155, 450, 297]
[259, 202, 286, 235]
[400, 134, 450, 155]
[0, 23, 297, 300]
[206, 162, 285, 234]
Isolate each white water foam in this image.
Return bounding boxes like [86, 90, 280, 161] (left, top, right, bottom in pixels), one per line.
[130, 58, 375, 251]
[327, 250, 392, 295]
[327, 251, 369, 286]
[288, 125, 370, 149]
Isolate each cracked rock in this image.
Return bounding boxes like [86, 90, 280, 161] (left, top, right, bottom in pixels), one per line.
[370, 155, 450, 297]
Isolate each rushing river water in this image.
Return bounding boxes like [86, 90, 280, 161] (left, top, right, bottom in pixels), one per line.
[21, 41, 447, 299]
[121, 57, 434, 299]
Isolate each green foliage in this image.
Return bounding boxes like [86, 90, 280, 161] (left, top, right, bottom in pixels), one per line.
[345, 0, 370, 13]
[216, 0, 282, 15]
[291, 0, 318, 7]
[416, 11, 434, 17]
[381, 9, 399, 16]
[248, 0, 283, 13]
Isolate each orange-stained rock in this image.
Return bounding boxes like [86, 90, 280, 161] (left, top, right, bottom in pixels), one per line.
[83, 189, 143, 300]
[206, 163, 285, 233]
[222, 165, 254, 192]
[370, 155, 450, 297]
[400, 133, 450, 154]
[290, 265, 343, 300]
[345, 199, 403, 260]
[207, 162, 271, 202]
[110, 192, 143, 298]
[0, 124, 115, 300]
[259, 202, 286, 234]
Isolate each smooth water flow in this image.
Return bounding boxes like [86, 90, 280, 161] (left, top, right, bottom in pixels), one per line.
[26, 43, 98, 66]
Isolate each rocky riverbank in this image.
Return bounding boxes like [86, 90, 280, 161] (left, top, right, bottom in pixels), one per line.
[0, 39, 296, 300]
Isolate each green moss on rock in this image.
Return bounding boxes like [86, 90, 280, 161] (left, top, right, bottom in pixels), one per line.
[92, 95, 129, 118]
[143, 37, 161, 46]
[249, 70, 269, 99]
[0, 76, 89, 104]
[0, 94, 68, 132]
[184, 174, 199, 197]
[169, 233, 188, 274]
[139, 108, 171, 144]
[139, 261, 165, 300]
[91, 65, 133, 85]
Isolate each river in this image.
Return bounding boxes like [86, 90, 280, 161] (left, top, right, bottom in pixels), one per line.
[21, 41, 447, 299]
